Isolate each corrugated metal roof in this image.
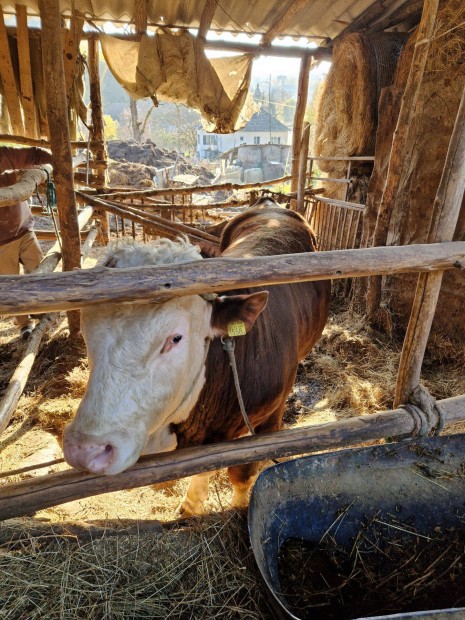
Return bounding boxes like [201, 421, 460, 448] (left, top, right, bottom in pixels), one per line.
[0, 0, 414, 42]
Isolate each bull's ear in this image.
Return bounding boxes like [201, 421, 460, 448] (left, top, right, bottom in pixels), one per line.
[211, 291, 269, 337]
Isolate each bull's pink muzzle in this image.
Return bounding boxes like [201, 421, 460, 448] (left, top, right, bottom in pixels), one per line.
[63, 429, 116, 474]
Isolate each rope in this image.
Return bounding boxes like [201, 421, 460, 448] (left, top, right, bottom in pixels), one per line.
[222, 336, 280, 465]
[43, 168, 62, 253]
[399, 385, 446, 437]
[222, 337, 255, 436]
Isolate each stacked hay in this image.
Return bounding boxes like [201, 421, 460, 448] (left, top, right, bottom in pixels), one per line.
[378, 0, 465, 342]
[313, 32, 406, 199]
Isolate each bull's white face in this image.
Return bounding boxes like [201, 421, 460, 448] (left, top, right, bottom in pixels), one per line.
[63, 237, 268, 476]
[63, 295, 214, 475]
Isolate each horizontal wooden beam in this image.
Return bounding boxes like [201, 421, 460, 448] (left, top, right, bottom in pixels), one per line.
[0, 241, 464, 315]
[5, 24, 331, 59]
[0, 134, 102, 148]
[0, 394, 463, 521]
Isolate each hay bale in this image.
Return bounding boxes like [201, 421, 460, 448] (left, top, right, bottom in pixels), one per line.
[382, 0, 465, 342]
[314, 31, 407, 199]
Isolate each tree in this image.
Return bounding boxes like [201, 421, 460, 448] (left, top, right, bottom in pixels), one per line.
[103, 114, 119, 140]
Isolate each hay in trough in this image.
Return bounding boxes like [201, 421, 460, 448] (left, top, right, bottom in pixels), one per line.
[278, 517, 465, 619]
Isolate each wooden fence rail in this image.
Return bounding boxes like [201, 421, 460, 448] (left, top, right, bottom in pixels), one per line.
[0, 242, 464, 315]
[0, 394, 463, 521]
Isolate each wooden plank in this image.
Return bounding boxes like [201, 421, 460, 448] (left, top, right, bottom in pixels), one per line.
[39, 0, 82, 335]
[134, 0, 147, 34]
[15, 4, 37, 138]
[290, 54, 311, 199]
[296, 122, 310, 214]
[198, 0, 216, 41]
[97, 173, 299, 199]
[0, 241, 464, 315]
[0, 7, 24, 135]
[366, 0, 440, 318]
[0, 133, 102, 147]
[63, 13, 85, 100]
[395, 85, 465, 406]
[80, 193, 220, 244]
[309, 156, 375, 162]
[261, 0, 310, 46]
[0, 394, 463, 521]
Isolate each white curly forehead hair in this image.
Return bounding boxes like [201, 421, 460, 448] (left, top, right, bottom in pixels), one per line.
[101, 236, 202, 269]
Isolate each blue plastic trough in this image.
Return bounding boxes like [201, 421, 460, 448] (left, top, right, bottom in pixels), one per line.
[248, 435, 465, 620]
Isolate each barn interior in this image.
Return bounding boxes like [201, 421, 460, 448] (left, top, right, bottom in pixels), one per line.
[0, 1, 465, 618]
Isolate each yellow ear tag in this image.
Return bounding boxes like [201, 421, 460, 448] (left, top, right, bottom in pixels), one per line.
[227, 320, 247, 337]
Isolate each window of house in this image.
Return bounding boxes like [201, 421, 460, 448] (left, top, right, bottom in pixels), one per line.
[254, 136, 260, 144]
[202, 135, 217, 145]
[271, 137, 281, 145]
[240, 136, 244, 141]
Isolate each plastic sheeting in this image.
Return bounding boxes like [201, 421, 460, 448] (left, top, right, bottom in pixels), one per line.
[100, 30, 258, 133]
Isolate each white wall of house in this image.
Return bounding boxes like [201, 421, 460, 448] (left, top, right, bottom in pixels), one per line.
[197, 128, 290, 160]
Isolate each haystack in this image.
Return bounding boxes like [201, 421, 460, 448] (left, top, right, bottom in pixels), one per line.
[313, 32, 406, 198]
[372, 0, 465, 342]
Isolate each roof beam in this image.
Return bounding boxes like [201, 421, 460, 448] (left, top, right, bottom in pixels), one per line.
[134, 0, 147, 34]
[336, 0, 399, 39]
[198, 0, 217, 42]
[261, 0, 310, 46]
[369, 0, 423, 32]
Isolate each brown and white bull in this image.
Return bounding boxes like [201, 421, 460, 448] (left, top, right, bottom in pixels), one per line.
[63, 199, 330, 515]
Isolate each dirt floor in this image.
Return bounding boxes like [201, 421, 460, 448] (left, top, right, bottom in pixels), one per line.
[1, 241, 465, 618]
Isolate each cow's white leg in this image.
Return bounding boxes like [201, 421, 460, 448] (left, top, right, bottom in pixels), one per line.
[177, 472, 211, 517]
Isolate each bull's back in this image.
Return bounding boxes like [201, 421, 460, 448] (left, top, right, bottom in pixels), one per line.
[174, 204, 330, 447]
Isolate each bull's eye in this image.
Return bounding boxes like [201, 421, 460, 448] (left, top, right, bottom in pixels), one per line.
[161, 334, 183, 354]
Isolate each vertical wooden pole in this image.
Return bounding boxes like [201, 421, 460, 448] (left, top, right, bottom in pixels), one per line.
[296, 122, 310, 214]
[0, 7, 24, 135]
[366, 0, 439, 318]
[394, 86, 465, 406]
[290, 54, 312, 206]
[15, 4, 37, 138]
[88, 36, 109, 243]
[39, 0, 81, 335]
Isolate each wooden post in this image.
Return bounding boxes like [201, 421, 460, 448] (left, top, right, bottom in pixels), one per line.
[296, 122, 310, 214]
[0, 7, 24, 135]
[88, 36, 109, 244]
[290, 54, 312, 206]
[15, 4, 37, 138]
[38, 0, 81, 335]
[366, 0, 439, 318]
[394, 86, 465, 406]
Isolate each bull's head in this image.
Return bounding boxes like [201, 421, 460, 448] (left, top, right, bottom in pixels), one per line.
[63, 239, 268, 475]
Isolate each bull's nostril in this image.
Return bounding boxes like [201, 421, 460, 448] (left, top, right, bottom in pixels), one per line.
[104, 444, 112, 453]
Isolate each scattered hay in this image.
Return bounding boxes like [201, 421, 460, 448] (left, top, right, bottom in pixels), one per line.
[0, 512, 274, 620]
